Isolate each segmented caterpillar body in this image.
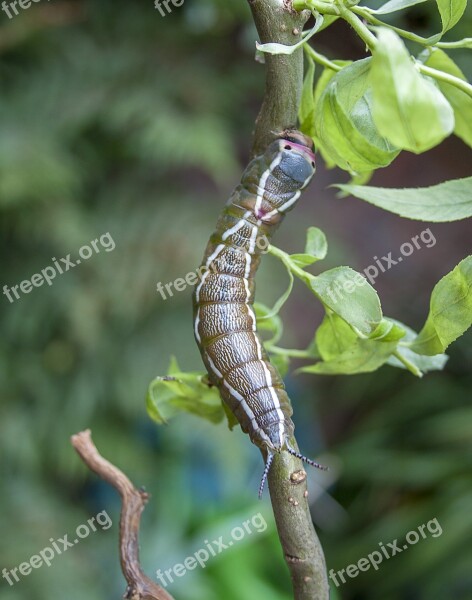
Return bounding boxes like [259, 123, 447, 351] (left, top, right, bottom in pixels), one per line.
[193, 131, 323, 495]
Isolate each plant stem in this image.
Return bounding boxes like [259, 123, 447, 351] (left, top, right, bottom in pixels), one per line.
[267, 345, 314, 358]
[269, 243, 313, 285]
[353, 7, 472, 50]
[294, 0, 377, 49]
[352, 6, 440, 46]
[417, 63, 472, 98]
[337, 3, 377, 50]
[392, 350, 422, 377]
[437, 38, 472, 49]
[304, 44, 343, 71]
[248, 2, 329, 599]
[294, 0, 340, 16]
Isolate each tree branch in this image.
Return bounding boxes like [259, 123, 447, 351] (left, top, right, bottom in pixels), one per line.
[266, 441, 329, 600]
[247, 1, 329, 598]
[71, 430, 175, 600]
[248, 0, 310, 156]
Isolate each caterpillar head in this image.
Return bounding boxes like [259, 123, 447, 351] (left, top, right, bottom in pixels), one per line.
[275, 130, 316, 188]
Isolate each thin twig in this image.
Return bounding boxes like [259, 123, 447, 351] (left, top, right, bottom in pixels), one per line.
[71, 430, 175, 600]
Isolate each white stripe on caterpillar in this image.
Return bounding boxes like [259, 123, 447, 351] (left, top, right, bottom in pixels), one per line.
[192, 131, 325, 497]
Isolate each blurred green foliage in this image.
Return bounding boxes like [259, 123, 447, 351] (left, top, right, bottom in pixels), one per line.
[0, 1, 471, 599]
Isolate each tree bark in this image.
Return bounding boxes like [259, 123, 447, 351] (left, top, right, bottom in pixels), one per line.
[249, 0, 309, 156]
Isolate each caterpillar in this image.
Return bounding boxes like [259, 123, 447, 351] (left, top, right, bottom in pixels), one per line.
[193, 130, 325, 497]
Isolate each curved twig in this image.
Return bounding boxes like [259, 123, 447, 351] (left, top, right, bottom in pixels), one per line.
[71, 430, 175, 600]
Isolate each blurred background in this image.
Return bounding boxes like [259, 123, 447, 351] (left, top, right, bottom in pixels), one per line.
[0, 1, 471, 599]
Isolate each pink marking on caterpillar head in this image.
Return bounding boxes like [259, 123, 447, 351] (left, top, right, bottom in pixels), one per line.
[282, 141, 316, 164]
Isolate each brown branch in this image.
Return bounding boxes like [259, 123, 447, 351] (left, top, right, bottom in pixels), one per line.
[266, 440, 329, 600]
[71, 430, 175, 600]
[248, 0, 310, 156]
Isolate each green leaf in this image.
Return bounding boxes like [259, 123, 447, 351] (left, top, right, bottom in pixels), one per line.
[254, 301, 283, 346]
[310, 266, 382, 336]
[309, 315, 446, 376]
[299, 55, 315, 127]
[146, 366, 224, 425]
[409, 256, 472, 354]
[334, 176, 472, 222]
[290, 253, 319, 268]
[369, 318, 406, 341]
[305, 226, 328, 259]
[256, 260, 294, 321]
[369, 0, 428, 13]
[269, 352, 290, 378]
[386, 320, 448, 374]
[300, 338, 399, 375]
[221, 401, 239, 430]
[370, 28, 454, 153]
[314, 61, 352, 106]
[167, 355, 183, 376]
[425, 49, 472, 148]
[304, 332, 322, 360]
[315, 313, 358, 361]
[290, 227, 328, 267]
[436, 0, 467, 32]
[305, 60, 351, 167]
[313, 315, 407, 374]
[337, 170, 374, 197]
[317, 14, 339, 32]
[315, 58, 400, 173]
[390, 348, 448, 375]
